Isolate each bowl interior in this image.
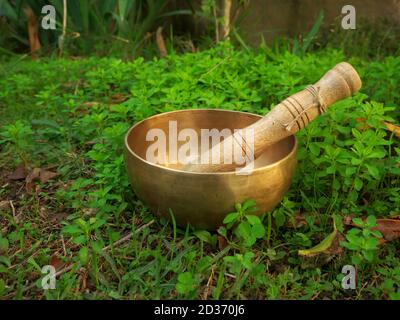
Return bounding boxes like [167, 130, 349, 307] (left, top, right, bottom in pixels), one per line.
[126, 109, 295, 172]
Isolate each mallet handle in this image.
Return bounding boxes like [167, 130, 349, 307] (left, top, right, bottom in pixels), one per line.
[184, 62, 362, 173]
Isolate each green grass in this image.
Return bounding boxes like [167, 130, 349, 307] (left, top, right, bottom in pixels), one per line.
[0, 43, 399, 299]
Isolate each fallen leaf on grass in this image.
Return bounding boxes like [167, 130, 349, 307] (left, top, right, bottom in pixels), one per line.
[84, 140, 96, 146]
[25, 6, 41, 55]
[51, 212, 69, 224]
[355, 117, 370, 131]
[0, 201, 10, 210]
[299, 214, 400, 261]
[26, 168, 58, 193]
[82, 101, 100, 108]
[49, 254, 65, 271]
[218, 235, 227, 250]
[74, 102, 100, 115]
[298, 229, 336, 256]
[109, 93, 128, 104]
[8, 165, 27, 181]
[26, 167, 41, 182]
[383, 121, 400, 138]
[344, 216, 400, 242]
[156, 26, 167, 57]
[39, 169, 58, 183]
[356, 118, 400, 138]
[26, 168, 40, 193]
[298, 220, 343, 257]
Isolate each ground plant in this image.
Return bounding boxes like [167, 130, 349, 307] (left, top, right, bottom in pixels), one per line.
[0, 42, 399, 299]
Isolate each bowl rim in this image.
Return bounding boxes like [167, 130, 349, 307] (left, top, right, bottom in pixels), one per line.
[124, 108, 298, 175]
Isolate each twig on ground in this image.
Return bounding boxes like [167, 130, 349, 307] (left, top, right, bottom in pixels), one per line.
[200, 55, 232, 78]
[103, 220, 155, 251]
[9, 200, 18, 224]
[61, 235, 67, 256]
[202, 267, 215, 300]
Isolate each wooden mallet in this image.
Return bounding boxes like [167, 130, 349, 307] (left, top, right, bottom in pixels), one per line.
[182, 62, 362, 173]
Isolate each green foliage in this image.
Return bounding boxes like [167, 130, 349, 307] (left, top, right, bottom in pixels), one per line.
[0, 44, 399, 299]
[341, 215, 382, 265]
[293, 10, 324, 56]
[0, 234, 9, 253]
[193, 230, 217, 247]
[176, 271, 196, 296]
[62, 216, 107, 269]
[0, 120, 33, 166]
[272, 197, 296, 230]
[222, 199, 265, 247]
[0, 0, 192, 57]
[296, 96, 399, 215]
[376, 267, 400, 300]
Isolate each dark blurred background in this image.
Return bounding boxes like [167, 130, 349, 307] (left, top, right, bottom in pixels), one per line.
[0, 0, 399, 59]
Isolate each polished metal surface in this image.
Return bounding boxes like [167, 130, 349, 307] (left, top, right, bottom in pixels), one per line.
[124, 109, 297, 230]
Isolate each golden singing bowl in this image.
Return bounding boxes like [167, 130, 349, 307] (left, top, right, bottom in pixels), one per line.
[124, 109, 297, 230]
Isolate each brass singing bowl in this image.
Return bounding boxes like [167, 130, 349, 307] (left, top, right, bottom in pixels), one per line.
[124, 109, 297, 230]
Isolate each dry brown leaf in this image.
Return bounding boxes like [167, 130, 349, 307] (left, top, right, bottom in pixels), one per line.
[299, 227, 344, 258]
[51, 212, 69, 224]
[384, 121, 400, 138]
[49, 254, 65, 271]
[85, 140, 96, 146]
[8, 165, 27, 180]
[26, 168, 58, 193]
[76, 267, 88, 293]
[24, 6, 41, 55]
[344, 215, 400, 242]
[156, 26, 167, 57]
[74, 102, 100, 115]
[109, 93, 128, 104]
[25, 167, 41, 193]
[355, 117, 370, 131]
[327, 232, 345, 255]
[298, 231, 345, 268]
[39, 169, 58, 183]
[218, 235, 227, 250]
[343, 215, 354, 226]
[82, 101, 100, 108]
[356, 118, 400, 138]
[26, 167, 41, 182]
[372, 219, 400, 241]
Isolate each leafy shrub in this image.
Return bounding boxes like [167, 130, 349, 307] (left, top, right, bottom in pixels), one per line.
[0, 43, 399, 299]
